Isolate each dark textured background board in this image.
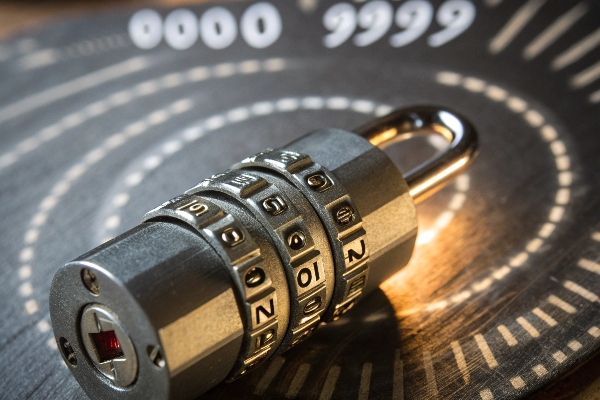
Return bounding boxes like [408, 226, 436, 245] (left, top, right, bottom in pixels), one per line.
[0, 1, 599, 399]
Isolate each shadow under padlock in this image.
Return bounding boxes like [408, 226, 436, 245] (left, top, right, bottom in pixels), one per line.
[204, 289, 401, 400]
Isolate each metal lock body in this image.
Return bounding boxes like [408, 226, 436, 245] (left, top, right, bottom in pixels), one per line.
[50, 106, 478, 399]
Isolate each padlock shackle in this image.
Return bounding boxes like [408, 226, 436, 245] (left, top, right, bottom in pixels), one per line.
[355, 106, 479, 203]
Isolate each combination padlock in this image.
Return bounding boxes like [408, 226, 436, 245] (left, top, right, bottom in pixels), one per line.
[49, 106, 478, 399]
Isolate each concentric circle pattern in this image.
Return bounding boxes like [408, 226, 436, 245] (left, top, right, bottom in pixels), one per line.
[1, 1, 600, 399]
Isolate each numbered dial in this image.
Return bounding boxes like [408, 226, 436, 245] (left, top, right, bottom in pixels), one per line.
[323, 0, 475, 48]
[1, 1, 600, 400]
[129, 3, 282, 51]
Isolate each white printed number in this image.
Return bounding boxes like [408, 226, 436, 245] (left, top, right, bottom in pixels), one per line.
[129, 2, 282, 50]
[323, 0, 475, 49]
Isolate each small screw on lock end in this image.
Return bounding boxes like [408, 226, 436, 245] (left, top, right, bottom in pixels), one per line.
[81, 268, 99, 295]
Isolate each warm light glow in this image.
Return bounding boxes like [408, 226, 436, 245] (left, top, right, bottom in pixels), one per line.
[367, 128, 401, 147]
[409, 155, 470, 202]
[416, 229, 437, 246]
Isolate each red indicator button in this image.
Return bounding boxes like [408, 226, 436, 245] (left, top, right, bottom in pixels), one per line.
[91, 330, 124, 362]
